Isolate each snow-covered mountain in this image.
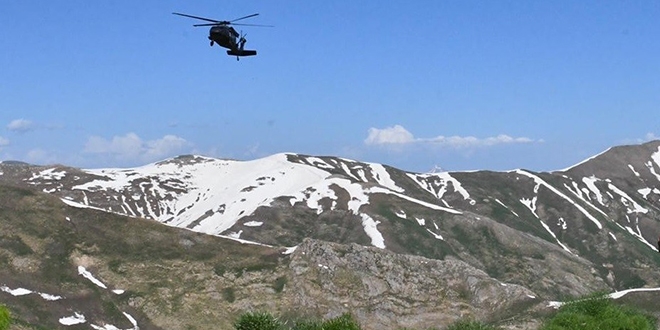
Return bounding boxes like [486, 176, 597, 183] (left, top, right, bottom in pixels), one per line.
[10, 153, 466, 249]
[2, 140, 660, 329]
[3, 141, 660, 290]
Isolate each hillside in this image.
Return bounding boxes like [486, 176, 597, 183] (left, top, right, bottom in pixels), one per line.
[1, 140, 660, 329]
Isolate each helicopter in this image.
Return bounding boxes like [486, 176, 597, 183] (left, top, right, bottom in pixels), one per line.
[173, 12, 272, 60]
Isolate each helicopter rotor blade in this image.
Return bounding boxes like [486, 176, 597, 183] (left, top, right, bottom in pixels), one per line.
[172, 12, 222, 23]
[193, 23, 229, 27]
[231, 23, 274, 27]
[231, 13, 259, 22]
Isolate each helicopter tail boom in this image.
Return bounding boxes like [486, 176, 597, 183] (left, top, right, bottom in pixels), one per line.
[227, 49, 257, 57]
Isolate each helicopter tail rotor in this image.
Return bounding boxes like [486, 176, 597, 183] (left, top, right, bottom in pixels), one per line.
[235, 30, 247, 51]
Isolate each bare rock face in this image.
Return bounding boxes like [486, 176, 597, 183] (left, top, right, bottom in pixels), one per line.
[283, 239, 542, 330]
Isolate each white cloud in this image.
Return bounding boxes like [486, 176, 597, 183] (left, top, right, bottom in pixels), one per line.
[365, 125, 415, 145]
[84, 133, 143, 157]
[144, 135, 189, 159]
[83, 133, 190, 163]
[424, 134, 534, 148]
[365, 125, 536, 149]
[644, 133, 658, 141]
[7, 119, 34, 133]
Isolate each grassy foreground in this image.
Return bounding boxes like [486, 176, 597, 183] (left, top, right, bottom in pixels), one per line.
[0, 305, 10, 330]
[233, 294, 657, 330]
[540, 294, 656, 330]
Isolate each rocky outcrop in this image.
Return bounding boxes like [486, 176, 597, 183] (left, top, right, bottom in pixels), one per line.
[282, 239, 544, 330]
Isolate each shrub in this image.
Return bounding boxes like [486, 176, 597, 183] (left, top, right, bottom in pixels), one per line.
[446, 319, 501, 330]
[0, 305, 10, 330]
[273, 276, 288, 293]
[234, 311, 282, 330]
[291, 319, 322, 330]
[541, 294, 656, 330]
[320, 313, 361, 330]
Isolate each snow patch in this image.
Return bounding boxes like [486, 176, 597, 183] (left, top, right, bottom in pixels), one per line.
[369, 163, 405, 192]
[217, 234, 273, 247]
[520, 197, 538, 218]
[1, 286, 32, 296]
[124, 312, 139, 328]
[582, 176, 605, 206]
[78, 266, 108, 289]
[515, 170, 602, 229]
[628, 164, 641, 177]
[243, 221, 263, 227]
[649, 147, 660, 181]
[40, 292, 63, 301]
[608, 232, 617, 241]
[608, 183, 648, 214]
[539, 220, 574, 255]
[558, 217, 567, 230]
[495, 198, 519, 217]
[30, 168, 67, 181]
[426, 229, 444, 240]
[1, 285, 63, 301]
[548, 301, 563, 309]
[59, 312, 86, 326]
[638, 187, 660, 199]
[609, 287, 660, 299]
[360, 214, 385, 249]
[407, 172, 472, 203]
[283, 246, 298, 255]
[369, 186, 462, 214]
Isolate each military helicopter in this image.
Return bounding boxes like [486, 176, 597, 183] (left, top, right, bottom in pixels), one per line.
[173, 12, 272, 60]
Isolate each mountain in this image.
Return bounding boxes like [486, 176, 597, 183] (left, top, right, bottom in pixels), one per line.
[1, 141, 660, 329]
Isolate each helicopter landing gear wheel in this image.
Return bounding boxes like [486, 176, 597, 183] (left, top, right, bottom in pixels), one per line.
[210, 40, 214, 46]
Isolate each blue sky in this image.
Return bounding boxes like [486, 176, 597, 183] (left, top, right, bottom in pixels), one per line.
[1, 1, 658, 172]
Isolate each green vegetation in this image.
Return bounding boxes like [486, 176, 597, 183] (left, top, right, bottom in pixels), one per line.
[233, 295, 658, 330]
[0, 183, 288, 329]
[540, 293, 656, 330]
[272, 276, 288, 293]
[0, 305, 10, 330]
[234, 312, 361, 330]
[314, 313, 361, 330]
[2, 180, 659, 330]
[234, 311, 282, 330]
[445, 319, 501, 330]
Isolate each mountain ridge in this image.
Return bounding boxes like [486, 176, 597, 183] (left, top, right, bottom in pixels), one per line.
[2, 140, 660, 329]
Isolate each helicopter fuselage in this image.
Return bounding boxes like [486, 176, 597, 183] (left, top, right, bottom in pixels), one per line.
[208, 25, 257, 57]
[209, 26, 239, 50]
